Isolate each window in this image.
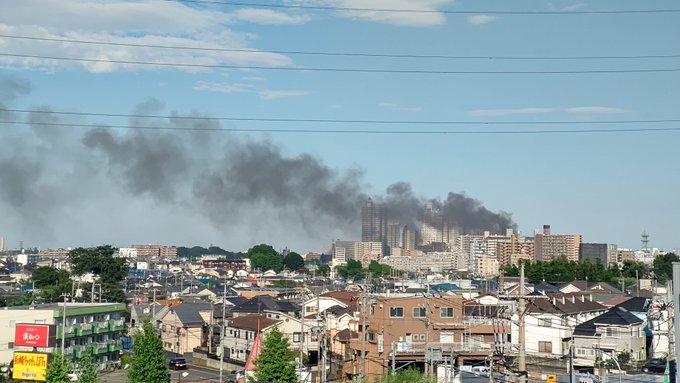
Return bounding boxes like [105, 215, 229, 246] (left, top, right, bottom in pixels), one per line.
[370, 305, 375, 316]
[576, 348, 594, 357]
[440, 307, 454, 318]
[418, 334, 426, 341]
[538, 341, 552, 353]
[538, 319, 552, 327]
[293, 332, 303, 343]
[413, 307, 426, 318]
[606, 328, 619, 337]
[390, 307, 404, 318]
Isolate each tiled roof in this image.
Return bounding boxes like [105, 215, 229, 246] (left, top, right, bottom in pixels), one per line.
[227, 314, 281, 331]
[573, 307, 644, 336]
[527, 294, 606, 315]
[171, 303, 212, 326]
[320, 291, 359, 305]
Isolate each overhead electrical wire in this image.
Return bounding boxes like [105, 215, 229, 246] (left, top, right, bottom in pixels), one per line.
[1, 34, 678, 61]
[161, 0, 680, 15]
[2, 52, 679, 74]
[2, 120, 679, 135]
[4, 108, 680, 126]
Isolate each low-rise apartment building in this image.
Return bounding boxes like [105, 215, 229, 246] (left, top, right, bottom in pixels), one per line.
[0, 302, 126, 367]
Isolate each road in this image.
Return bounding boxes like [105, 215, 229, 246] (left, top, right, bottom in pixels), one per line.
[98, 364, 224, 383]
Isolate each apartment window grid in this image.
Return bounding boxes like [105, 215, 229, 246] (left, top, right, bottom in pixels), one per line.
[440, 307, 454, 318]
[538, 318, 552, 327]
[412, 307, 426, 318]
[538, 341, 552, 353]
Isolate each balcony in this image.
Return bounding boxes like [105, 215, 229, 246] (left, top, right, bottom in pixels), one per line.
[79, 323, 93, 336]
[57, 325, 76, 339]
[94, 321, 109, 334]
[107, 340, 123, 353]
[95, 342, 109, 355]
[109, 318, 126, 332]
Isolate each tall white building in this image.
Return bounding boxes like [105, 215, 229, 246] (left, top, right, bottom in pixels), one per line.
[0, 235, 4, 252]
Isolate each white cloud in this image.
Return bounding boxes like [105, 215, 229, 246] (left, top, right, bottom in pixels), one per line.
[193, 81, 253, 93]
[233, 8, 311, 25]
[240, 76, 267, 82]
[0, 0, 294, 73]
[293, 0, 453, 27]
[468, 15, 496, 25]
[259, 90, 309, 100]
[379, 102, 422, 113]
[566, 106, 628, 114]
[468, 108, 555, 116]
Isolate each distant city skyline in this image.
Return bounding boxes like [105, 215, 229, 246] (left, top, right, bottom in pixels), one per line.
[1, 0, 678, 253]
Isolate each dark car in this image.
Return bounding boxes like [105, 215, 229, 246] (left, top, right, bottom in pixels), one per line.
[642, 358, 667, 374]
[226, 369, 244, 383]
[169, 358, 188, 370]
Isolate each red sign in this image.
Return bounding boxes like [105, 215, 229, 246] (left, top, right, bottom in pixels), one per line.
[14, 324, 55, 348]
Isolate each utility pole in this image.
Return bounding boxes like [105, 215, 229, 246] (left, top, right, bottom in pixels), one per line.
[425, 292, 431, 376]
[360, 293, 367, 379]
[60, 293, 70, 356]
[518, 263, 526, 383]
[91, 282, 96, 303]
[219, 276, 227, 383]
[152, 289, 157, 328]
[672, 263, 680, 382]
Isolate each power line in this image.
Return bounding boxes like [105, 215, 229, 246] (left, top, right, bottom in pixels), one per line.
[4, 108, 680, 126]
[2, 120, 680, 135]
[161, 0, 680, 15]
[2, 34, 678, 61]
[3, 52, 680, 74]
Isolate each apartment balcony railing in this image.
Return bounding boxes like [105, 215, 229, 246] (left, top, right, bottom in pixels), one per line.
[95, 342, 109, 355]
[107, 339, 123, 353]
[93, 321, 109, 334]
[79, 323, 93, 336]
[393, 341, 495, 354]
[57, 325, 76, 339]
[109, 318, 126, 332]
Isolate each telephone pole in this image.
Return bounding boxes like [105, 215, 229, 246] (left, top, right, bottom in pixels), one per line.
[219, 276, 227, 383]
[360, 293, 367, 379]
[60, 293, 70, 355]
[518, 263, 527, 383]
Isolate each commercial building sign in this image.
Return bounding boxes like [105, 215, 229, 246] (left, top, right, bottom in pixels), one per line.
[14, 324, 56, 348]
[12, 352, 48, 381]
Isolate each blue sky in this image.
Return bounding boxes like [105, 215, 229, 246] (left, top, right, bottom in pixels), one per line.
[0, 0, 678, 253]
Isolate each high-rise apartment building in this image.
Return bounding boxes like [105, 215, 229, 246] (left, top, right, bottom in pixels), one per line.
[386, 223, 401, 253]
[497, 232, 534, 266]
[534, 225, 581, 262]
[361, 198, 387, 245]
[0, 235, 4, 252]
[402, 226, 416, 250]
[420, 203, 449, 246]
[579, 243, 618, 266]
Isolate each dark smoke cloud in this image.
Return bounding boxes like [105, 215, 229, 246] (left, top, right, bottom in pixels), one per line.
[376, 182, 515, 235]
[0, 76, 515, 250]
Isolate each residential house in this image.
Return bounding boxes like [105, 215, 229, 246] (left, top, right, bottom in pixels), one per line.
[511, 294, 607, 358]
[572, 306, 647, 365]
[231, 295, 300, 318]
[341, 294, 467, 380]
[159, 303, 212, 356]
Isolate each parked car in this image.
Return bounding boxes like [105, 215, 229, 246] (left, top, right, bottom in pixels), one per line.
[642, 358, 667, 374]
[471, 366, 490, 376]
[226, 369, 244, 383]
[169, 358, 188, 370]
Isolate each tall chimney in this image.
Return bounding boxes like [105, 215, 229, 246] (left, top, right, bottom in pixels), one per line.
[543, 225, 551, 236]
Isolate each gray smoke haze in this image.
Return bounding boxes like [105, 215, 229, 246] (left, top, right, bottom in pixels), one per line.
[0, 76, 515, 250]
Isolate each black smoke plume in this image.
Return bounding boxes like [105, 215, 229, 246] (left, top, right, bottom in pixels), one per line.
[0, 76, 515, 250]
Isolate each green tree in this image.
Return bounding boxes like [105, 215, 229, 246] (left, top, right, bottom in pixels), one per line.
[127, 321, 168, 383]
[283, 252, 305, 271]
[368, 261, 393, 277]
[378, 368, 435, 383]
[78, 345, 98, 383]
[45, 352, 73, 383]
[335, 259, 365, 280]
[653, 252, 679, 283]
[248, 244, 284, 272]
[68, 245, 128, 284]
[316, 263, 330, 277]
[31, 266, 70, 288]
[255, 327, 298, 383]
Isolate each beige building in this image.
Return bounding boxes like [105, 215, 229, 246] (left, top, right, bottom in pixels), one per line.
[497, 233, 534, 266]
[534, 225, 581, 262]
[476, 255, 500, 277]
[159, 303, 212, 356]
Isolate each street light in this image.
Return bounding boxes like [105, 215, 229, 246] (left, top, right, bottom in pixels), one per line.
[595, 348, 622, 383]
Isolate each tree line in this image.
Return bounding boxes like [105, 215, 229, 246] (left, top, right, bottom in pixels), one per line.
[501, 252, 679, 286]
